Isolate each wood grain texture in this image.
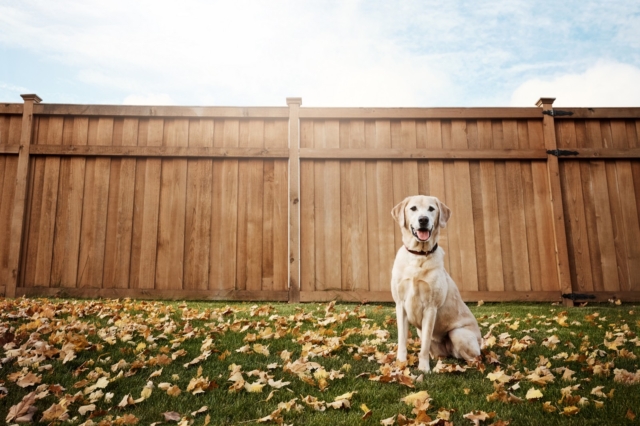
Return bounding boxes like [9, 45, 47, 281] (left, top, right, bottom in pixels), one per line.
[103, 118, 137, 289]
[51, 117, 88, 288]
[129, 118, 163, 289]
[184, 119, 214, 291]
[77, 117, 113, 288]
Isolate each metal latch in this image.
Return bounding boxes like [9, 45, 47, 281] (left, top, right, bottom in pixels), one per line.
[562, 293, 596, 301]
[547, 149, 579, 157]
[543, 109, 574, 117]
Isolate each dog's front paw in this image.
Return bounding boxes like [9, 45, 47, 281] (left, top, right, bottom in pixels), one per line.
[417, 358, 431, 373]
[396, 349, 407, 362]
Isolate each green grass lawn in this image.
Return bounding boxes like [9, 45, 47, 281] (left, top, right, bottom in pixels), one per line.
[1, 298, 638, 425]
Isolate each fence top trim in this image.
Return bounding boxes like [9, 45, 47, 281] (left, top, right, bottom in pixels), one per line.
[298, 107, 543, 119]
[31, 103, 291, 118]
[3, 98, 640, 120]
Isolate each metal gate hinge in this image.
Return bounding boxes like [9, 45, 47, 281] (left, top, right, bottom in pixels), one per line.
[547, 149, 579, 157]
[543, 109, 574, 117]
[562, 293, 596, 301]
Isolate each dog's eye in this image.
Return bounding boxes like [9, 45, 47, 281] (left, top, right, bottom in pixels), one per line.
[428, 206, 435, 212]
[410, 206, 417, 211]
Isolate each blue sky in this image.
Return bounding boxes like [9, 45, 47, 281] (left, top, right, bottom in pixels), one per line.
[1, 0, 639, 107]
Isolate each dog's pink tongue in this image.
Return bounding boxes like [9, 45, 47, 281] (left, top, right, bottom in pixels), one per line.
[417, 230, 430, 241]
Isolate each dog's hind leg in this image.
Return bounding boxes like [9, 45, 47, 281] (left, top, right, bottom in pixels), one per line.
[430, 337, 452, 359]
[418, 307, 437, 372]
[395, 303, 409, 362]
[448, 328, 481, 361]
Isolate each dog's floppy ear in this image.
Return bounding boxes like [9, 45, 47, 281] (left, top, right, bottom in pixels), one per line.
[391, 198, 409, 227]
[438, 199, 451, 228]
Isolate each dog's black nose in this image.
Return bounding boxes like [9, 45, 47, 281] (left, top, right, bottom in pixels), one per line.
[418, 216, 429, 228]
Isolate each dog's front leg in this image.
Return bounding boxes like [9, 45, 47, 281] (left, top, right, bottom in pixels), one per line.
[418, 308, 437, 373]
[395, 303, 408, 362]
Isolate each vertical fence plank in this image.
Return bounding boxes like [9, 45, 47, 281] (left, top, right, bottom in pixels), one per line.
[450, 119, 478, 292]
[33, 116, 63, 286]
[312, 122, 326, 292]
[323, 120, 342, 292]
[129, 118, 163, 290]
[503, 120, 531, 292]
[528, 120, 558, 293]
[538, 98, 573, 305]
[299, 120, 315, 293]
[558, 121, 594, 294]
[184, 119, 213, 291]
[7, 95, 41, 297]
[342, 120, 368, 292]
[372, 120, 395, 292]
[241, 120, 265, 292]
[77, 118, 113, 288]
[155, 119, 189, 290]
[51, 117, 88, 288]
[265, 120, 288, 292]
[272, 120, 289, 292]
[287, 99, 302, 301]
[103, 118, 137, 289]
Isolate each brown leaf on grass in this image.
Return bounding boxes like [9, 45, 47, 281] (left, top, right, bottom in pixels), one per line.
[560, 406, 580, 416]
[327, 399, 351, 409]
[301, 395, 326, 411]
[117, 394, 135, 408]
[380, 415, 396, 425]
[41, 402, 69, 422]
[16, 371, 42, 388]
[79, 404, 96, 415]
[268, 379, 291, 389]
[6, 391, 37, 423]
[463, 410, 494, 426]
[526, 387, 543, 400]
[163, 411, 182, 422]
[361, 403, 372, 420]
[626, 409, 636, 421]
[433, 359, 468, 373]
[256, 408, 283, 424]
[114, 413, 139, 424]
[167, 385, 182, 396]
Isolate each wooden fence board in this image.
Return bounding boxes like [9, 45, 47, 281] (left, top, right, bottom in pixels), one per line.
[51, 117, 88, 288]
[77, 118, 113, 288]
[103, 118, 137, 289]
[129, 118, 163, 289]
[267, 120, 288, 292]
[299, 121, 315, 293]
[324, 121, 342, 291]
[184, 119, 214, 291]
[0, 156, 18, 286]
[217, 120, 240, 290]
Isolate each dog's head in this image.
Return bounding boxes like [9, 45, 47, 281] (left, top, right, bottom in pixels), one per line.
[391, 195, 451, 251]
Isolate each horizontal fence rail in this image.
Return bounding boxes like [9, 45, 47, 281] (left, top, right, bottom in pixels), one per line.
[1, 95, 639, 304]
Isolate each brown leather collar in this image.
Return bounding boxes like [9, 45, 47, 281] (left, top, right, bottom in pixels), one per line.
[405, 243, 438, 256]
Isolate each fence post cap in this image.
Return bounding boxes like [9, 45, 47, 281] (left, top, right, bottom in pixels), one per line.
[536, 97, 555, 107]
[286, 97, 302, 106]
[21, 94, 43, 103]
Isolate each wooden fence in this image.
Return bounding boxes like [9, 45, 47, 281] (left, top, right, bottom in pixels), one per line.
[1, 95, 639, 305]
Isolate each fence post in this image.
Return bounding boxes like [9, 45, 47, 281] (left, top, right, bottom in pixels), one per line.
[6, 94, 41, 298]
[537, 97, 574, 307]
[287, 98, 302, 303]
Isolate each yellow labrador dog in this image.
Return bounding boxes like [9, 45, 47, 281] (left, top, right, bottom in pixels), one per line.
[391, 195, 482, 372]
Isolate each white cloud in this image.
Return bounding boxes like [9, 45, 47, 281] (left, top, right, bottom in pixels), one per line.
[510, 61, 640, 107]
[123, 93, 174, 106]
[1, 1, 639, 106]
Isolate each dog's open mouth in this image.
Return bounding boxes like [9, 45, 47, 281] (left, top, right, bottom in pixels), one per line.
[411, 226, 431, 242]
